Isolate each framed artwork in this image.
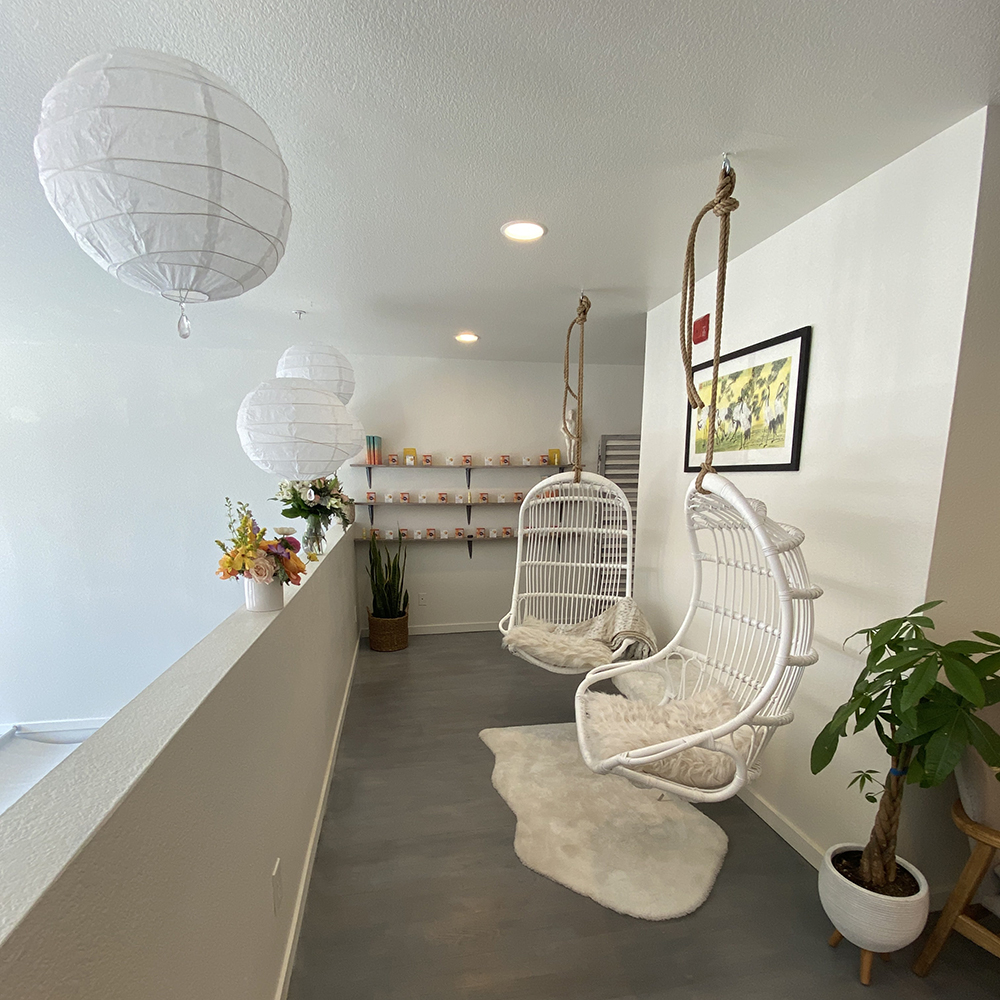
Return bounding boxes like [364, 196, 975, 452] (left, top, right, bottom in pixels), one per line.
[684, 326, 811, 473]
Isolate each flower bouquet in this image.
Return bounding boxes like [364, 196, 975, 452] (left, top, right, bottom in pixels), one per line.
[273, 476, 355, 554]
[216, 499, 309, 611]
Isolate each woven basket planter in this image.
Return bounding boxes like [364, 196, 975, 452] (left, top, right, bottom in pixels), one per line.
[368, 611, 408, 651]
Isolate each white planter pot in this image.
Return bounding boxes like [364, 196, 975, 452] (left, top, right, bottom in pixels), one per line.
[243, 577, 284, 612]
[818, 843, 929, 953]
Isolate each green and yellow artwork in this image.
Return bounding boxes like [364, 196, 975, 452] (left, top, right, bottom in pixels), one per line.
[694, 356, 792, 455]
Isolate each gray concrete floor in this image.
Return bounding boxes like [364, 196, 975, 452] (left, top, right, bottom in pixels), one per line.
[287, 632, 1000, 999]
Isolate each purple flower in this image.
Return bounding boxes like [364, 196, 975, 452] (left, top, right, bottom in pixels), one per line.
[251, 519, 260, 535]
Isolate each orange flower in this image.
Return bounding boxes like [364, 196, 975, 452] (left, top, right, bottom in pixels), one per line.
[281, 549, 307, 586]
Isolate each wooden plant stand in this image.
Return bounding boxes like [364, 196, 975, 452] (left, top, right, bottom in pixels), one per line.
[912, 799, 1000, 976]
[827, 929, 891, 986]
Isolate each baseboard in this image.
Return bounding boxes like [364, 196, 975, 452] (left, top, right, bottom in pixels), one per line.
[739, 786, 825, 870]
[273, 634, 360, 1000]
[360, 621, 497, 637]
[739, 786, 954, 910]
[0, 716, 110, 733]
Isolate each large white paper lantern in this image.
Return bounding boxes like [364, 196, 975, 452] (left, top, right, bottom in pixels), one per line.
[237, 379, 362, 478]
[276, 344, 355, 404]
[34, 49, 291, 336]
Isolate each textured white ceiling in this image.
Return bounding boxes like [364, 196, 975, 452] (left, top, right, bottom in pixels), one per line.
[2, 0, 999, 363]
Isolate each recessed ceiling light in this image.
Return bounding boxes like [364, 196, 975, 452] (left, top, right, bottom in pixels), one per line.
[455, 331, 479, 343]
[501, 220, 546, 242]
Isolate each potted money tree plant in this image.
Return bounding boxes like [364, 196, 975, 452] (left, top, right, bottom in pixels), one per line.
[811, 601, 1000, 982]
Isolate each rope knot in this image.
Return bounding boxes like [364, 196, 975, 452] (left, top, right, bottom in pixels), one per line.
[712, 195, 739, 218]
[712, 168, 739, 217]
[575, 294, 591, 325]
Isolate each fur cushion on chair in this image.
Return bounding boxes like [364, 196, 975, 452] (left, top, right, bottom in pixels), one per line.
[503, 618, 613, 670]
[578, 685, 753, 789]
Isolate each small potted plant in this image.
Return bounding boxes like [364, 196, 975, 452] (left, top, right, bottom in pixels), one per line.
[216, 498, 309, 611]
[366, 534, 409, 651]
[812, 601, 1000, 975]
[273, 476, 355, 555]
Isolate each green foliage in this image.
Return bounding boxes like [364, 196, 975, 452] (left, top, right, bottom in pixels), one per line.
[367, 534, 409, 619]
[811, 602, 1000, 789]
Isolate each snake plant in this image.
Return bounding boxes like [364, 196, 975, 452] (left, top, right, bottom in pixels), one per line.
[367, 534, 409, 619]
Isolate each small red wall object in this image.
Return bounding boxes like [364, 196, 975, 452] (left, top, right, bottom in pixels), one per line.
[693, 313, 710, 345]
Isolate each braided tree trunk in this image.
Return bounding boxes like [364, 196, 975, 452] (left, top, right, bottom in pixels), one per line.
[859, 747, 914, 887]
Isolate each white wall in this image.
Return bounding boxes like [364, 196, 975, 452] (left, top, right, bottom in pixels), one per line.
[342, 356, 644, 631]
[0, 339, 299, 725]
[635, 109, 988, 896]
[925, 108, 1000, 829]
[0, 532, 358, 1000]
[0, 334, 640, 725]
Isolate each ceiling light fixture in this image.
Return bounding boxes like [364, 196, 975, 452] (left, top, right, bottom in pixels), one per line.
[455, 331, 479, 343]
[501, 220, 546, 242]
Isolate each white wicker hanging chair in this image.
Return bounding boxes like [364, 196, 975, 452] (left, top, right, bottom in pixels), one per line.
[575, 472, 821, 803]
[499, 471, 634, 674]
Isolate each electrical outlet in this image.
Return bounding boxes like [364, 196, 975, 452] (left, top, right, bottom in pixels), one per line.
[272, 858, 283, 916]
[418, 593, 427, 606]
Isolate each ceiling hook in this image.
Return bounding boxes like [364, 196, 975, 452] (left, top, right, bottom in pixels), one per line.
[293, 309, 306, 320]
[722, 152, 732, 175]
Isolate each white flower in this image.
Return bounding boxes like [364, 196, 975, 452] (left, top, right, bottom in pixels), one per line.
[247, 555, 275, 584]
[305, 488, 317, 504]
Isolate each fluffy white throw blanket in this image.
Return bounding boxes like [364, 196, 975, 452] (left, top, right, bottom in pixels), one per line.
[578, 685, 752, 789]
[502, 598, 658, 670]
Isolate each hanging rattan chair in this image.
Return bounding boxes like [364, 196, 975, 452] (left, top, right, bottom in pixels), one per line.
[499, 471, 634, 674]
[575, 472, 821, 803]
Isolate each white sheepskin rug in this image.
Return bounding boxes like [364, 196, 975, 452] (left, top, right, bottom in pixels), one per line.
[502, 620, 614, 670]
[578, 685, 753, 790]
[480, 723, 728, 920]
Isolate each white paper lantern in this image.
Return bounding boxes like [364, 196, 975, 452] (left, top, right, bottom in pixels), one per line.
[237, 379, 362, 478]
[347, 412, 366, 461]
[35, 49, 291, 334]
[276, 344, 355, 404]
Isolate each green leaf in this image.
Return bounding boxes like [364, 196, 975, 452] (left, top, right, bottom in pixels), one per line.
[973, 651, 1000, 679]
[811, 718, 846, 773]
[943, 656, 986, 707]
[894, 701, 962, 743]
[900, 656, 940, 712]
[910, 600, 944, 614]
[983, 677, 1000, 705]
[855, 690, 890, 732]
[944, 640, 998, 655]
[972, 631, 1000, 645]
[868, 649, 928, 680]
[873, 716, 898, 753]
[922, 711, 969, 786]
[966, 714, 1000, 767]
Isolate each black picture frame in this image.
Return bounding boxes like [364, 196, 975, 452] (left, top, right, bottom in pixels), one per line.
[683, 326, 812, 473]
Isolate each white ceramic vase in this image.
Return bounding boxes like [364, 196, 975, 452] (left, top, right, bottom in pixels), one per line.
[244, 577, 284, 612]
[818, 843, 929, 953]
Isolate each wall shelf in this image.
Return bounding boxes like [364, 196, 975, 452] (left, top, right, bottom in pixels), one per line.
[350, 462, 567, 488]
[361, 500, 521, 525]
[354, 459, 561, 555]
[355, 533, 515, 559]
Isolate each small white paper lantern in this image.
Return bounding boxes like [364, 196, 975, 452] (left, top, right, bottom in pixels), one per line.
[35, 49, 291, 333]
[276, 344, 355, 404]
[237, 379, 362, 478]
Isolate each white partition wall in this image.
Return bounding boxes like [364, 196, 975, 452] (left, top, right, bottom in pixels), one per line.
[0, 533, 358, 1000]
[635, 108, 991, 902]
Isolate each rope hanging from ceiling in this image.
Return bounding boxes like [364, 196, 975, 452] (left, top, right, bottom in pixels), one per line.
[562, 293, 591, 483]
[678, 164, 739, 493]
